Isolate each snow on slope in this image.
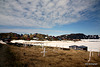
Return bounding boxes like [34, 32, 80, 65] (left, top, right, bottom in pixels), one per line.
[11, 39, 100, 52]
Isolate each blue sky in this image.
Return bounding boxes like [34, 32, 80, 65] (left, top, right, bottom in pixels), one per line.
[0, 0, 100, 36]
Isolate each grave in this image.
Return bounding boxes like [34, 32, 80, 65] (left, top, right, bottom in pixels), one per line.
[88, 50, 92, 62]
[78, 45, 88, 51]
[41, 48, 47, 57]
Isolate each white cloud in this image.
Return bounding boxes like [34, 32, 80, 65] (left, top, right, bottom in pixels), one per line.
[0, 0, 99, 28]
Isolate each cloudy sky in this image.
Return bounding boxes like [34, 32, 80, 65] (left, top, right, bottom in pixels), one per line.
[0, 0, 100, 36]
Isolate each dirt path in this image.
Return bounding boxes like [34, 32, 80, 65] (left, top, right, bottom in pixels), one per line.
[0, 44, 16, 67]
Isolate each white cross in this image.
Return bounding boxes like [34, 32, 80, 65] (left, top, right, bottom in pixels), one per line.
[88, 50, 92, 62]
[41, 48, 47, 57]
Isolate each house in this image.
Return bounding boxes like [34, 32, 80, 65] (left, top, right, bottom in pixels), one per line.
[69, 45, 87, 51]
[69, 45, 78, 50]
[78, 45, 87, 51]
[33, 37, 38, 40]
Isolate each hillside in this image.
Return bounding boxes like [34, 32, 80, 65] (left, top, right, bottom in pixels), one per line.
[0, 43, 100, 67]
[0, 33, 99, 42]
[0, 32, 57, 41]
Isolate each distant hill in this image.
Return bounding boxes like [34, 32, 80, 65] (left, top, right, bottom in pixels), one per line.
[57, 33, 99, 40]
[0, 32, 99, 42]
[0, 32, 57, 41]
[0, 32, 20, 39]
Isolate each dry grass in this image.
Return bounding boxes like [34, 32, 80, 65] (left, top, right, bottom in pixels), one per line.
[0, 43, 100, 67]
[0, 44, 17, 67]
[8, 45, 100, 67]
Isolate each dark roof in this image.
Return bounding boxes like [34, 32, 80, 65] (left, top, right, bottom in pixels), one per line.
[78, 45, 87, 48]
[69, 45, 87, 48]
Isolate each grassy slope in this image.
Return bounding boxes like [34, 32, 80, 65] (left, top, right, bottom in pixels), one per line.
[9, 45, 100, 67]
[0, 44, 100, 67]
[0, 44, 17, 67]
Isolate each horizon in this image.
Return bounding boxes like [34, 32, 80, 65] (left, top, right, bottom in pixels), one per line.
[0, 32, 100, 37]
[0, 0, 100, 36]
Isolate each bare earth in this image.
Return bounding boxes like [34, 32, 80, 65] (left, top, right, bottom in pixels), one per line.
[0, 44, 100, 67]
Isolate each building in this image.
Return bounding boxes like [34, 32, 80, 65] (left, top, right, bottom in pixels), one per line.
[99, 35, 100, 39]
[69, 45, 78, 50]
[78, 45, 88, 51]
[69, 45, 87, 51]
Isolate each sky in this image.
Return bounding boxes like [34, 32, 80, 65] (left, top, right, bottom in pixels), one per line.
[0, 0, 100, 36]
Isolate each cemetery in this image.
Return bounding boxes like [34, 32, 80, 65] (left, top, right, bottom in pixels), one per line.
[0, 0, 100, 66]
[0, 38, 100, 67]
[0, 42, 100, 67]
[0, 40, 100, 67]
[10, 39, 100, 52]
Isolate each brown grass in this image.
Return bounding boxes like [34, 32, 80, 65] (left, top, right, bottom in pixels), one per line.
[0, 44, 17, 67]
[1, 44, 100, 67]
